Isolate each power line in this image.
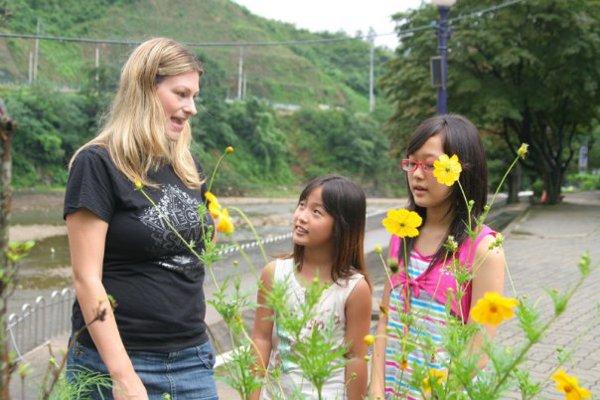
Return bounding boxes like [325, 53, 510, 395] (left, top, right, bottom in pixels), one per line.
[450, 0, 526, 23]
[0, 0, 527, 48]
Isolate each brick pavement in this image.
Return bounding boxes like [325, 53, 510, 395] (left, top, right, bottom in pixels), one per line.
[496, 191, 600, 397]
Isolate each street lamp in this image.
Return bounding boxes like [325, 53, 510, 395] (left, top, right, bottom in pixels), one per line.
[432, 0, 456, 115]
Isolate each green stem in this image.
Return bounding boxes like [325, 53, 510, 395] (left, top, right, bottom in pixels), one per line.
[376, 252, 393, 287]
[457, 181, 472, 235]
[482, 156, 520, 224]
[504, 260, 518, 297]
[207, 151, 228, 193]
[232, 240, 260, 277]
[230, 206, 269, 264]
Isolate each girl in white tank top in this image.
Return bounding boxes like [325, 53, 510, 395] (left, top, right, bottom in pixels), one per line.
[250, 175, 373, 400]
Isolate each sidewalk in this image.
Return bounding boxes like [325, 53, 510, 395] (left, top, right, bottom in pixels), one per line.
[496, 191, 600, 397]
[11, 191, 600, 398]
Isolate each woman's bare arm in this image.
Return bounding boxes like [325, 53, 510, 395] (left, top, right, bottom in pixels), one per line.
[67, 209, 147, 400]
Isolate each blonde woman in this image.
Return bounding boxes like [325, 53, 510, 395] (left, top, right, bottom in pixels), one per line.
[64, 38, 218, 400]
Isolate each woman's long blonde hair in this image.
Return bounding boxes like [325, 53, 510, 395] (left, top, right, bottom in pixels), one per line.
[70, 37, 204, 188]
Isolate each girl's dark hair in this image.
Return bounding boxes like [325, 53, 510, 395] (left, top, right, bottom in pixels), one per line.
[405, 114, 488, 269]
[293, 174, 371, 288]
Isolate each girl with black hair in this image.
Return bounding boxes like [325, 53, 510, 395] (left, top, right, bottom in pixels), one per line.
[251, 175, 373, 400]
[370, 114, 506, 399]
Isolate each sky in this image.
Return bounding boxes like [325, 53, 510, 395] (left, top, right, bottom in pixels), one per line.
[232, 0, 425, 49]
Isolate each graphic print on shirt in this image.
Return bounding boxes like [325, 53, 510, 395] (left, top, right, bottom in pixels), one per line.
[139, 184, 203, 279]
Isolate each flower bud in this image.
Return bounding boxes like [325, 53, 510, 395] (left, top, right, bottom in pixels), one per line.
[225, 146, 235, 154]
[517, 143, 529, 159]
[374, 244, 383, 255]
[387, 258, 399, 273]
[444, 235, 458, 253]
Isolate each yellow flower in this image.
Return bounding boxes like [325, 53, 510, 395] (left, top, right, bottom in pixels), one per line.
[205, 191, 222, 218]
[134, 179, 144, 190]
[205, 191, 218, 204]
[363, 334, 375, 346]
[433, 154, 462, 186]
[382, 209, 422, 238]
[374, 244, 383, 254]
[225, 146, 235, 154]
[552, 369, 591, 400]
[216, 208, 234, 234]
[470, 292, 519, 326]
[517, 143, 529, 159]
[422, 369, 447, 394]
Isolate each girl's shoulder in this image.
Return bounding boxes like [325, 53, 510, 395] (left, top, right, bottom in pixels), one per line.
[458, 224, 496, 251]
[333, 269, 366, 295]
[456, 224, 498, 265]
[267, 257, 294, 283]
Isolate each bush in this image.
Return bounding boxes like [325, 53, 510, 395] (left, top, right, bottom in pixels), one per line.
[569, 172, 600, 190]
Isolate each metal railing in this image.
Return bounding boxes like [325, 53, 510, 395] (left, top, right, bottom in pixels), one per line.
[6, 288, 74, 360]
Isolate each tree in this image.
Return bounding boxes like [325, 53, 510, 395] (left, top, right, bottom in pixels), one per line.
[382, 0, 600, 204]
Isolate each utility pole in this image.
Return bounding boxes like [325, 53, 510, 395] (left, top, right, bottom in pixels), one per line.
[237, 46, 244, 100]
[28, 51, 33, 84]
[242, 72, 247, 100]
[368, 27, 376, 113]
[95, 46, 100, 82]
[33, 18, 40, 82]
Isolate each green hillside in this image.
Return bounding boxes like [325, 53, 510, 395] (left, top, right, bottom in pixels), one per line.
[0, 0, 400, 195]
[0, 0, 392, 109]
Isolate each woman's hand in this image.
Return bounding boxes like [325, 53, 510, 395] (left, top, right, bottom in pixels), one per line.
[112, 370, 148, 400]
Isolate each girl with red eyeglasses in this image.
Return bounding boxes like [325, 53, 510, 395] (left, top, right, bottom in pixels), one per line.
[370, 115, 507, 399]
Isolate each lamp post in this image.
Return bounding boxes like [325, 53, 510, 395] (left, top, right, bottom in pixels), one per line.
[432, 0, 456, 115]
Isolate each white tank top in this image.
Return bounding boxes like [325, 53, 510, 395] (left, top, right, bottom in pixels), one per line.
[260, 258, 364, 400]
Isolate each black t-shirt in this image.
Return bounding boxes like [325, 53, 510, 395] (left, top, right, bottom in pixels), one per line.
[64, 145, 213, 352]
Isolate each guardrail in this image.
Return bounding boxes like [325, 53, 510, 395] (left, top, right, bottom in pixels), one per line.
[6, 288, 74, 360]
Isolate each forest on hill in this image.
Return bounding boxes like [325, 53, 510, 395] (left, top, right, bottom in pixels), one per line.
[0, 0, 399, 194]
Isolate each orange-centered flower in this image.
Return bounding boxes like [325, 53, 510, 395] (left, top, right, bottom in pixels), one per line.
[470, 292, 518, 326]
[552, 369, 591, 400]
[433, 154, 462, 186]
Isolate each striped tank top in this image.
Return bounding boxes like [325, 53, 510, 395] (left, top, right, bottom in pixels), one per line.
[385, 249, 448, 399]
